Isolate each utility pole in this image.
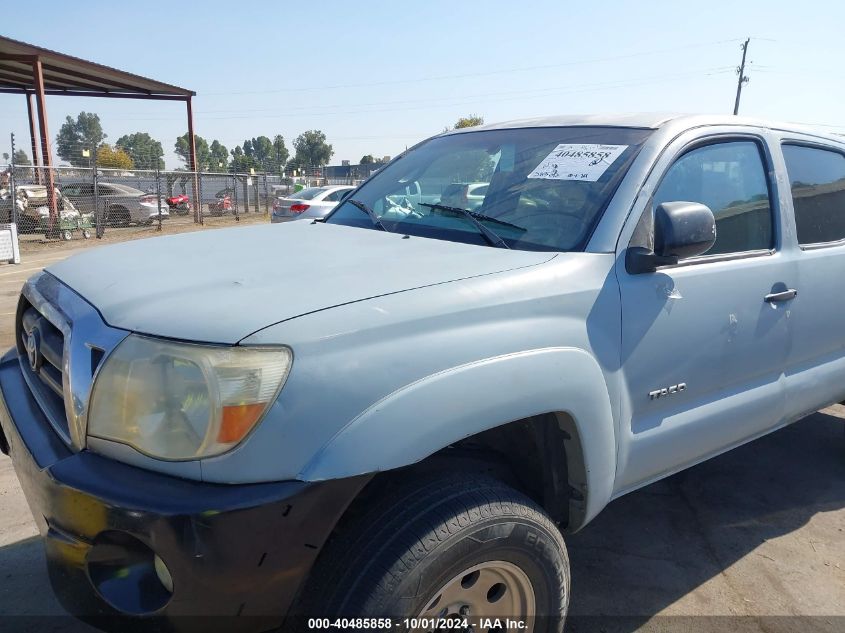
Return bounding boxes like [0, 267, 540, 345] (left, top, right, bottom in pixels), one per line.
[9, 133, 18, 225]
[733, 38, 751, 115]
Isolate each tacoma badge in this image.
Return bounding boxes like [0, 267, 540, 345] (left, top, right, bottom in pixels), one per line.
[648, 383, 686, 400]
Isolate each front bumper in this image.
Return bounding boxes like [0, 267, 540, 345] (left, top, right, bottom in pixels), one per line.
[0, 350, 369, 631]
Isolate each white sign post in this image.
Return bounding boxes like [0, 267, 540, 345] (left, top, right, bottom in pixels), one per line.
[0, 223, 21, 265]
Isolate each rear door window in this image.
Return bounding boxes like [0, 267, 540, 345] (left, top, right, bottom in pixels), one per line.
[781, 144, 845, 245]
[654, 140, 773, 256]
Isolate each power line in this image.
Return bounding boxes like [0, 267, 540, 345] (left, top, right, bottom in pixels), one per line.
[194, 67, 736, 117]
[203, 38, 744, 96]
[71, 66, 735, 124]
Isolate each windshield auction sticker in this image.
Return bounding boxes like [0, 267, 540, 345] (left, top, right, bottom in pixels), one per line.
[527, 144, 629, 181]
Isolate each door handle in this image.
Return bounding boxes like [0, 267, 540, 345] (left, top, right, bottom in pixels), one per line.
[764, 289, 798, 303]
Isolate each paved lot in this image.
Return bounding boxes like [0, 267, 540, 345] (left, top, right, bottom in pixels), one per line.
[0, 238, 843, 631]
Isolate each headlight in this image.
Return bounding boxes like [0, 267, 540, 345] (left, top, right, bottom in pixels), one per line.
[87, 335, 292, 460]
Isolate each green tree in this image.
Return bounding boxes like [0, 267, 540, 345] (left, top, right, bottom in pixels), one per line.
[209, 140, 229, 172]
[292, 130, 333, 169]
[175, 133, 211, 171]
[271, 135, 289, 173]
[96, 144, 134, 170]
[229, 145, 255, 173]
[227, 135, 289, 173]
[247, 136, 272, 162]
[13, 149, 31, 165]
[453, 114, 484, 129]
[360, 154, 375, 165]
[115, 132, 164, 170]
[56, 112, 106, 166]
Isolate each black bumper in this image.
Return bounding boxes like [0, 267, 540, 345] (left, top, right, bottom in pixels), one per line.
[0, 350, 369, 632]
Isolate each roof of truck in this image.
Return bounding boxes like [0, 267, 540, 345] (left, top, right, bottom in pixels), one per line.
[445, 113, 842, 142]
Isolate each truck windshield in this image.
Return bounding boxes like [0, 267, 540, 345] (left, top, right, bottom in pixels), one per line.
[326, 126, 652, 251]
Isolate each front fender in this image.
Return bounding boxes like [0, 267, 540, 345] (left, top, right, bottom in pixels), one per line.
[299, 347, 617, 527]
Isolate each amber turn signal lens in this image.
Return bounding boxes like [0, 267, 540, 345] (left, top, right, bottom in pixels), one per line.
[218, 402, 268, 443]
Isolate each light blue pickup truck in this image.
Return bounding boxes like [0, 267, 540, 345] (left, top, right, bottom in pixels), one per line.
[2, 114, 844, 632]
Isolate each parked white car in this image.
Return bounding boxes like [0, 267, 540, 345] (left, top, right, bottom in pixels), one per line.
[270, 185, 354, 222]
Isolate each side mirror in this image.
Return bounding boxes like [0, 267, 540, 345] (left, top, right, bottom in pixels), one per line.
[627, 201, 716, 274]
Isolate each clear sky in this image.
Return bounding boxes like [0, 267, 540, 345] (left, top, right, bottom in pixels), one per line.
[2, 0, 844, 169]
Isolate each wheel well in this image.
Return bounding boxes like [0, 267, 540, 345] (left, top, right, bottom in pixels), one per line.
[294, 414, 588, 616]
[444, 412, 586, 530]
[344, 412, 588, 532]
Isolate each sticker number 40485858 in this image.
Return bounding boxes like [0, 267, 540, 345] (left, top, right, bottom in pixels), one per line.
[527, 143, 629, 182]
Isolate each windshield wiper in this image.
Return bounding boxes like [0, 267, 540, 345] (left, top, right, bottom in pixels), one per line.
[347, 199, 389, 232]
[419, 202, 512, 249]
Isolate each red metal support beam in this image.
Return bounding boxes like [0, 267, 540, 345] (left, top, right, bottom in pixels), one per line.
[0, 54, 37, 62]
[0, 87, 186, 99]
[40, 63, 155, 93]
[0, 63, 112, 91]
[31, 57, 57, 232]
[25, 92, 41, 184]
[0, 87, 187, 100]
[186, 96, 202, 224]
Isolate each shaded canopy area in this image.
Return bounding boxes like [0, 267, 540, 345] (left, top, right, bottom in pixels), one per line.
[0, 35, 199, 230]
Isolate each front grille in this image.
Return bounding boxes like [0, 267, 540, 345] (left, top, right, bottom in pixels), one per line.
[16, 297, 70, 441]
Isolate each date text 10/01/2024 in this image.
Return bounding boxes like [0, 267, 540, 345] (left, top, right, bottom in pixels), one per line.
[307, 618, 529, 629]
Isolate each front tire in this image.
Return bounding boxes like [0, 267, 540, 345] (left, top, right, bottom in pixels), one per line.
[305, 474, 570, 631]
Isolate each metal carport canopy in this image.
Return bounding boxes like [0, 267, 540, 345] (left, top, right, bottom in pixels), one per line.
[0, 35, 200, 228]
[0, 35, 194, 98]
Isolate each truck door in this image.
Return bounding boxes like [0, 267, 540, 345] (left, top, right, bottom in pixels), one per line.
[615, 135, 796, 493]
[778, 141, 845, 418]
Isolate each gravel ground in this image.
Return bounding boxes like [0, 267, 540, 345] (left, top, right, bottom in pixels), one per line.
[17, 212, 267, 254]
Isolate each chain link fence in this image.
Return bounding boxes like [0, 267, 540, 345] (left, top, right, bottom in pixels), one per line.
[0, 161, 305, 241]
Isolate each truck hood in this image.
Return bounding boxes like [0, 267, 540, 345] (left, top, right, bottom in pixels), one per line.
[47, 221, 556, 344]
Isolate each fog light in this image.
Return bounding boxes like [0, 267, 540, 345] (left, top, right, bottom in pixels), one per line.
[87, 531, 172, 614]
[154, 554, 174, 593]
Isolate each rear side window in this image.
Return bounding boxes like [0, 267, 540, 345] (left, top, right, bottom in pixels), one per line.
[781, 144, 845, 245]
[294, 187, 324, 200]
[654, 141, 773, 256]
[323, 190, 347, 202]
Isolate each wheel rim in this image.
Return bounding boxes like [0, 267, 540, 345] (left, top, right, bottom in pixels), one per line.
[418, 561, 535, 632]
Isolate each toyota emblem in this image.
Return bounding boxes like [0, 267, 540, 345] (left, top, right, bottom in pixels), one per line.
[25, 328, 42, 372]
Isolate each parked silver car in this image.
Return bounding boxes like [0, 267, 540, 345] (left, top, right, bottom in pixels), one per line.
[59, 182, 169, 226]
[270, 185, 354, 222]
